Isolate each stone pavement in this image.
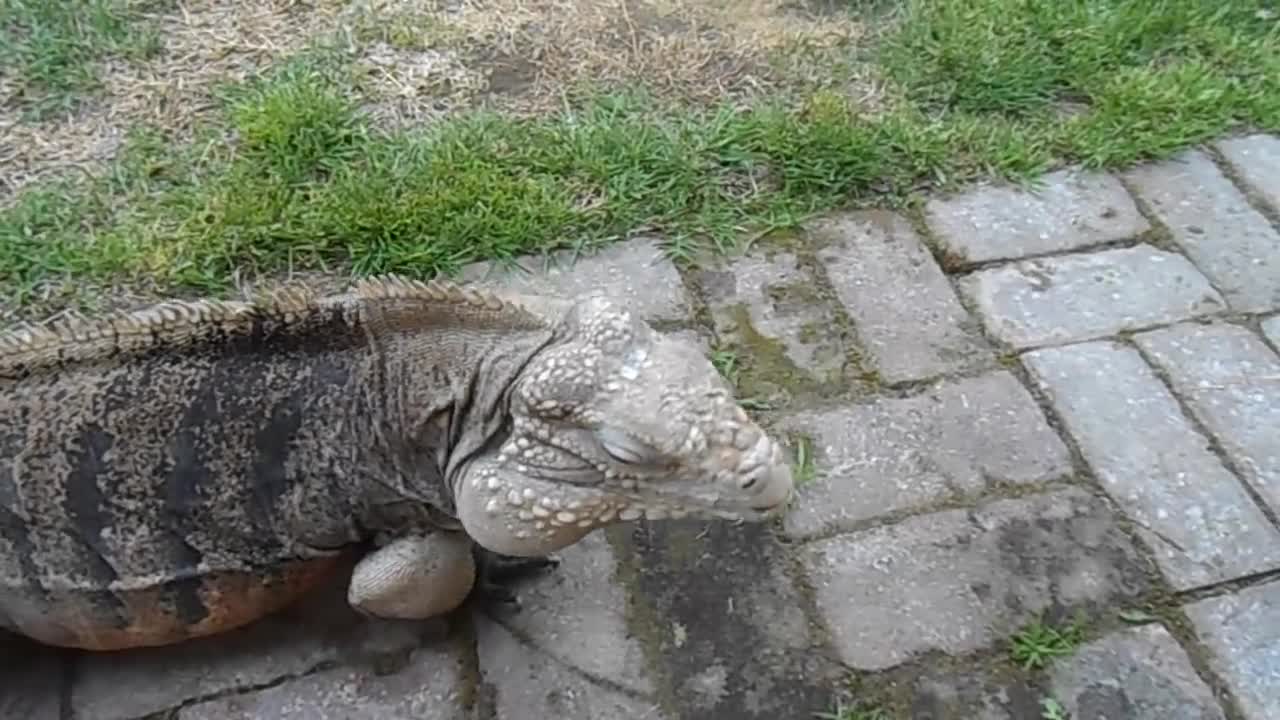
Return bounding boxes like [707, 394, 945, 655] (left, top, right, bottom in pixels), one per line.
[4, 132, 1280, 720]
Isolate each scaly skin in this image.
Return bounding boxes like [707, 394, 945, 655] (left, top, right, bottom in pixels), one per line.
[0, 276, 794, 650]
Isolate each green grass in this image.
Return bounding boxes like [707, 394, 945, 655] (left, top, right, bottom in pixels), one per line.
[1010, 616, 1087, 670]
[814, 699, 889, 720]
[880, 0, 1279, 166]
[2, 0, 1278, 311]
[1040, 697, 1069, 720]
[0, 0, 163, 119]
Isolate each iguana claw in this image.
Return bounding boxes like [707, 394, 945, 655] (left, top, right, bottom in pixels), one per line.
[470, 548, 561, 613]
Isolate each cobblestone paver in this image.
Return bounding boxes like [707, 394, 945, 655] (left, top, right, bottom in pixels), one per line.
[807, 210, 991, 383]
[1215, 134, 1280, 216]
[923, 167, 1150, 265]
[1125, 149, 1280, 313]
[1047, 624, 1225, 720]
[1184, 579, 1280, 720]
[777, 371, 1071, 539]
[8, 134, 1280, 720]
[958, 245, 1224, 349]
[1134, 322, 1280, 515]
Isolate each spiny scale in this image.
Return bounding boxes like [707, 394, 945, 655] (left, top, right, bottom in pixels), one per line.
[0, 274, 543, 376]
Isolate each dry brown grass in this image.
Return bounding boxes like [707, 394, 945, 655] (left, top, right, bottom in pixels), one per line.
[1, 0, 346, 204]
[1, 0, 881, 204]
[347, 0, 878, 125]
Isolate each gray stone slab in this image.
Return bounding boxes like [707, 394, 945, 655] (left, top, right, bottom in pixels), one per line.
[923, 167, 1150, 264]
[476, 615, 667, 720]
[459, 236, 694, 324]
[958, 245, 1225, 349]
[1184, 579, 1280, 720]
[1263, 315, 1280, 349]
[1023, 340, 1280, 590]
[178, 643, 469, 720]
[1048, 623, 1226, 720]
[1216, 133, 1280, 215]
[0, 635, 63, 720]
[1135, 322, 1280, 515]
[800, 487, 1152, 671]
[609, 519, 842, 719]
[777, 370, 1071, 539]
[909, 669, 1042, 720]
[808, 210, 991, 383]
[476, 531, 654, 696]
[1125, 149, 1280, 313]
[71, 574, 434, 720]
[696, 245, 848, 383]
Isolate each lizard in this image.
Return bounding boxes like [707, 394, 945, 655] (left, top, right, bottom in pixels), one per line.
[0, 275, 794, 651]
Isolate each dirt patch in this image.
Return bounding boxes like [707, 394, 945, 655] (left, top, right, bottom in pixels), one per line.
[2, 0, 881, 203]
[348, 0, 878, 124]
[0, 0, 348, 205]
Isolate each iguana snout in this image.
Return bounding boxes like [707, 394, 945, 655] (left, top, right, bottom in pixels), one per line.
[452, 295, 794, 556]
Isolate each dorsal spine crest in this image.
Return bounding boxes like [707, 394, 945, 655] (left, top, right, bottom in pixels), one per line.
[0, 275, 546, 376]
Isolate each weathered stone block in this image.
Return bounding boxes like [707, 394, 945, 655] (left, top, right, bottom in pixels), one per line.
[71, 576, 432, 720]
[908, 669, 1043, 720]
[1135, 322, 1280, 515]
[777, 371, 1071, 539]
[959, 245, 1224, 349]
[608, 520, 841, 719]
[459, 236, 694, 324]
[695, 246, 849, 385]
[800, 488, 1152, 671]
[1216, 133, 1280, 215]
[923, 168, 1149, 264]
[1125, 149, 1280, 313]
[178, 643, 469, 720]
[475, 617, 666, 720]
[1023, 340, 1280, 590]
[1047, 623, 1226, 720]
[808, 210, 991, 383]
[1263, 315, 1280, 349]
[1184, 580, 1280, 720]
[475, 531, 654, 696]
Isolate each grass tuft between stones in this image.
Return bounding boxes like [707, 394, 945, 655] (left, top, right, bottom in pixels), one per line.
[2, 0, 1278, 313]
[1009, 616, 1087, 670]
[813, 697, 889, 720]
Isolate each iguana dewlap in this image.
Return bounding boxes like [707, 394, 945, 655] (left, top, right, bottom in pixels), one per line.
[0, 276, 793, 650]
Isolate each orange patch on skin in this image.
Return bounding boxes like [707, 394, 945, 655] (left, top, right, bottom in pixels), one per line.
[12, 555, 348, 651]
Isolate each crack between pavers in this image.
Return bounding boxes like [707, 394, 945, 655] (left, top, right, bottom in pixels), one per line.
[1203, 138, 1280, 235]
[1174, 566, 1280, 605]
[1112, 168, 1243, 310]
[117, 659, 342, 720]
[776, 476, 1084, 548]
[941, 234, 1155, 277]
[1122, 332, 1280, 536]
[476, 606, 662, 708]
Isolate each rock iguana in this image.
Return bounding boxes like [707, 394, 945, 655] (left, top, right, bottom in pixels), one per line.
[0, 276, 793, 650]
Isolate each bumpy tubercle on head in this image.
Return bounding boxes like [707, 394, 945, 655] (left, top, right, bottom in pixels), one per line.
[453, 455, 685, 557]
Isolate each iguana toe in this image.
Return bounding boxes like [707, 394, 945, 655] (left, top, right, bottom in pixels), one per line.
[470, 548, 560, 613]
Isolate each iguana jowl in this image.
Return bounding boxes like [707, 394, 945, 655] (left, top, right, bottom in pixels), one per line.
[0, 276, 794, 650]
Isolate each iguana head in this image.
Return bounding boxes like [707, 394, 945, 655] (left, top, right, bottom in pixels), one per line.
[455, 294, 794, 556]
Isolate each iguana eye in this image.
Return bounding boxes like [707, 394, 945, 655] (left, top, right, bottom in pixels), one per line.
[596, 426, 658, 465]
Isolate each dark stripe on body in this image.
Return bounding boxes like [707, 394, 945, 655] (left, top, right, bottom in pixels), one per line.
[65, 423, 130, 629]
[162, 574, 213, 629]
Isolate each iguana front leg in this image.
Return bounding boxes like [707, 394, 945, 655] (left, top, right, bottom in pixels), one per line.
[346, 531, 475, 619]
[345, 531, 558, 619]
